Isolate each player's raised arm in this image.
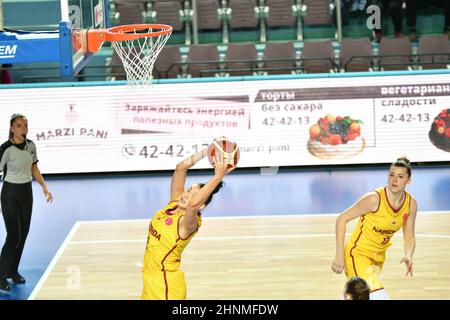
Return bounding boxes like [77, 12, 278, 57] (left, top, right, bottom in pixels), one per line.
[170, 147, 209, 202]
[182, 152, 234, 235]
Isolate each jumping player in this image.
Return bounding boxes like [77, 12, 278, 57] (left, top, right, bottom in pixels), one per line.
[141, 146, 234, 300]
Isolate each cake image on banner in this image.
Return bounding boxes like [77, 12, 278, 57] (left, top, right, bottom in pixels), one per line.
[429, 108, 450, 152]
[307, 114, 365, 159]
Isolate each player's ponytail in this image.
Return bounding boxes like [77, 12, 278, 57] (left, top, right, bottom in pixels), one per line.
[198, 181, 224, 207]
[392, 156, 412, 177]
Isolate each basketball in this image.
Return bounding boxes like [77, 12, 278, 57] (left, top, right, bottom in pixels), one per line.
[208, 137, 240, 168]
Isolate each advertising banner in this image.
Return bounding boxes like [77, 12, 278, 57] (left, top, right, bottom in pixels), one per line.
[1, 74, 449, 173]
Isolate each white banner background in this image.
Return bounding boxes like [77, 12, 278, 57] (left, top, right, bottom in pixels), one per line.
[1, 74, 450, 174]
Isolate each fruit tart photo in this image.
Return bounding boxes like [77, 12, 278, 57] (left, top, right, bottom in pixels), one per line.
[307, 114, 365, 159]
[429, 108, 450, 152]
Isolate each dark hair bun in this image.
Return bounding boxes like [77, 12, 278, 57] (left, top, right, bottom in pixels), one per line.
[396, 157, 410, 164]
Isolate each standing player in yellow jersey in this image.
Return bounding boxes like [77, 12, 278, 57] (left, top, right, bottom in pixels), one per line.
[141, 147, 234, 300]
[331, 157, 417, 300]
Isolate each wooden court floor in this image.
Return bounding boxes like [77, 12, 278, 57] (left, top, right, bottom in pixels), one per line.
[30, 212, 450, 300]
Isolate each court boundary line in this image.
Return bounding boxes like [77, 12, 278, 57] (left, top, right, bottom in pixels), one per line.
[27, 222, 81, 300]
[67, 232, 450, 245]
[73, 210, 450, 224]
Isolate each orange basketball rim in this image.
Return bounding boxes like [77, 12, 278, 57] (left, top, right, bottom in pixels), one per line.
[74, 23, 172, 88]
[78, 24, 173, 53]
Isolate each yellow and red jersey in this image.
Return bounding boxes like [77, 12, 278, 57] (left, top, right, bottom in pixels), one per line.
[142, 201, 202, 273]
[349, 187, 411, 254]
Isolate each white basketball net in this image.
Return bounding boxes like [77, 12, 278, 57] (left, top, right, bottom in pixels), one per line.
[111, 27, 171, 89]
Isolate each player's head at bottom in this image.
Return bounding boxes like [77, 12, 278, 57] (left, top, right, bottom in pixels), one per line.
[344, 276, 370, 300]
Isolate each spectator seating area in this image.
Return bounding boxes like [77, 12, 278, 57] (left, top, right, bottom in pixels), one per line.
[143, 35, 450, 80]
[109, 0, 337, 44]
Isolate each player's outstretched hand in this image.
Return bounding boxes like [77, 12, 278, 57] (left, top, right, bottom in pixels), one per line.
[400, 257, 413, 277]
[331, 256, 346, 274]
[213, 152, 232, 178]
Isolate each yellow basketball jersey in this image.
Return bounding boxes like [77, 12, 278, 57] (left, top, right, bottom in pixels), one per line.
[349, 187, 411, 253]
[143, 201, 202, 273]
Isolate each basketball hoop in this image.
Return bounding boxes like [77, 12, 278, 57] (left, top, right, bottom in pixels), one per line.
[82, 24, 172, 89]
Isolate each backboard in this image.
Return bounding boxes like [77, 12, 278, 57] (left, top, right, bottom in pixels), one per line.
[65, 0, 108, 30]
[61, 0, 109, 77]
[0, 0, 109, 78]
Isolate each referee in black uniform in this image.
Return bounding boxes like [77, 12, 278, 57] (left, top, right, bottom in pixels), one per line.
[0, 114, 53, 292]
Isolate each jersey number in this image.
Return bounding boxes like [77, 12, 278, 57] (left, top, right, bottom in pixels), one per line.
[381, 237, 391, 245]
